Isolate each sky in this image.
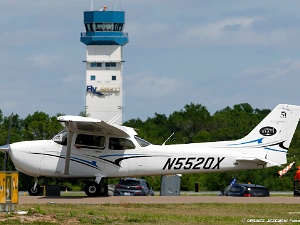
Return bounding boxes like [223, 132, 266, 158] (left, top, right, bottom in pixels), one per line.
[1, 0, 300, 121]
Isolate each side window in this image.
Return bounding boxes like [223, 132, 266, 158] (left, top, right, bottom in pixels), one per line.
[237, 186, 245, 193]
[135, 136, 151, 147]
[52, 129, 68, 146]
[109, 138, 135, 150]
[75, 134, 105, 149]
[230, 186, 238, 193]
[230, 185, 244, 194]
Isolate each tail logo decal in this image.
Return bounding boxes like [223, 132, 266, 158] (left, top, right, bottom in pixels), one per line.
[281, 111, 287, 118]
[259, 127, 277, 136]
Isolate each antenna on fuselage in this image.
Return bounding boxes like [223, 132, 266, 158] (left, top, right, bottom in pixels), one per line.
[162, 133, 174, 146]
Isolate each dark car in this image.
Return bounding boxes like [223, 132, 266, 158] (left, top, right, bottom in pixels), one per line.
[219, 183, 270, 197]
[113, 178, 154, 196]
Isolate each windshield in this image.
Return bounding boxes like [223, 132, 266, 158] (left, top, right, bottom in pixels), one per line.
[52, 129, 68, 146]
[134, 136, 151, 147]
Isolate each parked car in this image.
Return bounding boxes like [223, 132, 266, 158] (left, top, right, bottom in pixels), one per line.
[219, 183, 270, 197]
[113, 178, 154, 196]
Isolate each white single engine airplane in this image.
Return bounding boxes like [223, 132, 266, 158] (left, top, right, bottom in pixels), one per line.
[0, 104, 300, 196]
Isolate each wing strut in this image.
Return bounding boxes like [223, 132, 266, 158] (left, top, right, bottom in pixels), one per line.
[64, 128, 74, 175]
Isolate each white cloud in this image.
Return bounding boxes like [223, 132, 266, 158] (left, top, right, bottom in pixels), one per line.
[61, 74, 84, 83]
[186, 17, 260, 40]
[27, 54, 62, 68]
[125, 71, 184, 98]
[240, 58, 300, 79]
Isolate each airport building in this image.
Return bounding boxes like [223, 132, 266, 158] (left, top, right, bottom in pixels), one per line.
[80, 6, 128, 124]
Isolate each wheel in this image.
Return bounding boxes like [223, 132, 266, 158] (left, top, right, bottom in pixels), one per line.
[84, 181, 99, 197]
[28, 184, 42, 196]
[98, 183, 108, 196]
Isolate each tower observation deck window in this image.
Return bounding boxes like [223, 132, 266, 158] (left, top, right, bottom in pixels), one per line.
[113, 23, 123, 31]
[104, 23, 112, 31]
[85, 23, 124, 32]
[95, 23, 104, 31]
[85, 23, 94, 32]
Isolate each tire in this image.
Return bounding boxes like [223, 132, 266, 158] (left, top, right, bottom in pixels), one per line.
[28, 184, 42, 196]
[84, 181, 99, 197]
[98, 183, 108, 196]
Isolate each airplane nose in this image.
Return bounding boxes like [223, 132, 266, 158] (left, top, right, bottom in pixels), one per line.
[9, 141, 46, 177]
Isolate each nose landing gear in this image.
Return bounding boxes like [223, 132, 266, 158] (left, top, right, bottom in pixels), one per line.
[28, 178, 42, 196]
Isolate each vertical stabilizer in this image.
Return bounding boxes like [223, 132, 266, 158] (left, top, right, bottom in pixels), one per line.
[230, 104, 300, 165]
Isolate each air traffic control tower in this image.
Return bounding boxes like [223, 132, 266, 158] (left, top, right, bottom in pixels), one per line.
[80, 7, 128, 124]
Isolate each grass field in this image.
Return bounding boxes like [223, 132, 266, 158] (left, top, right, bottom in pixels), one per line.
[0, 203, 299, 224]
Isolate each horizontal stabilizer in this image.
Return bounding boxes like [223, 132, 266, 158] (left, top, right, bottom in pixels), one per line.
[236, 156, 280, 166]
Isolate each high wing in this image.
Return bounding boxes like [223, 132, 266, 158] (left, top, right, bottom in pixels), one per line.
[57, 115, 137, 175]
[57, 115, 136, 136]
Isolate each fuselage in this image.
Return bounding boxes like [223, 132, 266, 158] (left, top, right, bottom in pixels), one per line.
[9, 135, 269, 179]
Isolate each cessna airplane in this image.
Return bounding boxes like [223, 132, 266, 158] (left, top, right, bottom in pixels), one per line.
[0, 104, 300, 197]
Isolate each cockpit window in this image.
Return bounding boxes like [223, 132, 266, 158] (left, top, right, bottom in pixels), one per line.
[135, 136, 151, 147]
[109, 138, 135, 150]
[52, 129, 68, 146]
[75, 134, 105, 149]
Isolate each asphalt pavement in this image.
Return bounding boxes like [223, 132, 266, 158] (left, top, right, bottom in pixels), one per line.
[17, 195, 300, 204]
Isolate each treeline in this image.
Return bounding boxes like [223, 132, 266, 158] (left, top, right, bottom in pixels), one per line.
[0, 103, 299, 192]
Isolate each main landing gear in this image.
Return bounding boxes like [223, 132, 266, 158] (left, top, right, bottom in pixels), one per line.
[27, 178, 109, 197]
[84, 179, 108, 197]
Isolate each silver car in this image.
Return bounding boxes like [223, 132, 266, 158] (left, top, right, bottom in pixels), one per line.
[113, 178, 154, 196]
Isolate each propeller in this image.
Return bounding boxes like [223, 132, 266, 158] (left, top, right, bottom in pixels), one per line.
[0, 116, 12, 171]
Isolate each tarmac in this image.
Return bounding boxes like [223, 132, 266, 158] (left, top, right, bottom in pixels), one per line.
[17, 195, 300, 204]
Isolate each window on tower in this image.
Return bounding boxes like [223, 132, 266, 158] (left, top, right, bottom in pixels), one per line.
[85, 23, 94, 32]
[91, 75, 96, 81]
[104, 23, 112, 31]
[95, 23, 104, 31]
[113, 23, 123, 31]
[85, 23, 124, 32]
[105, 62, 117, 68]
[91, 62, 102, 67]
[112, 75, 116, 81]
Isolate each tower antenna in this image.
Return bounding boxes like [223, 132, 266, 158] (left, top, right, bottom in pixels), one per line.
[91, 0, 94, 11]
